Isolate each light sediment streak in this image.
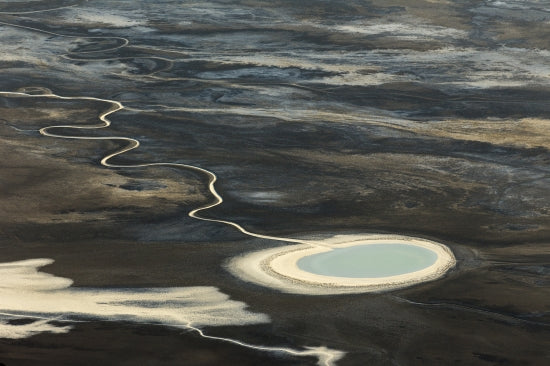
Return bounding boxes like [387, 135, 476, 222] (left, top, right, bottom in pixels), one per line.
[0, 90, 342, 366]
[0, 20, 129, 53]
[0, 4, 77, 15]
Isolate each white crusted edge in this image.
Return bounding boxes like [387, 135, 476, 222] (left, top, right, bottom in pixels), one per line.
[227, 234, 456, 295]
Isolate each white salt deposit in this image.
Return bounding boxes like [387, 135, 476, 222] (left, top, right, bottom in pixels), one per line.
[0, 258, 269, 338]
[228, 234, 456, 295]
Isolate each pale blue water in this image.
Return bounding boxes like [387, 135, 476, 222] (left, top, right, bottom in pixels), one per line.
[297, 244, 438, 278]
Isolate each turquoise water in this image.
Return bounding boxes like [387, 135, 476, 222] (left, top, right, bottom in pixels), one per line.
[297, 244, 438, 278]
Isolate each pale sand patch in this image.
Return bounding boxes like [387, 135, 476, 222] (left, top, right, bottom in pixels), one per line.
[417, 117, 550, 150]
[228, 234, 456, 295]
[0, 258, 269, 339]
[0, 258, 345, 365]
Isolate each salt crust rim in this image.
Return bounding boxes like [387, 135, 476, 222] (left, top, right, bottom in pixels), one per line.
[228, 234, 456, 295]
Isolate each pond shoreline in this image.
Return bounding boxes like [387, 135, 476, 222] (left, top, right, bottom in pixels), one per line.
[228, 234, 456, 295]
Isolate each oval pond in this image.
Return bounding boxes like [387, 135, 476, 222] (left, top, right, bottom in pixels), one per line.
[296, 243, 438, 278]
